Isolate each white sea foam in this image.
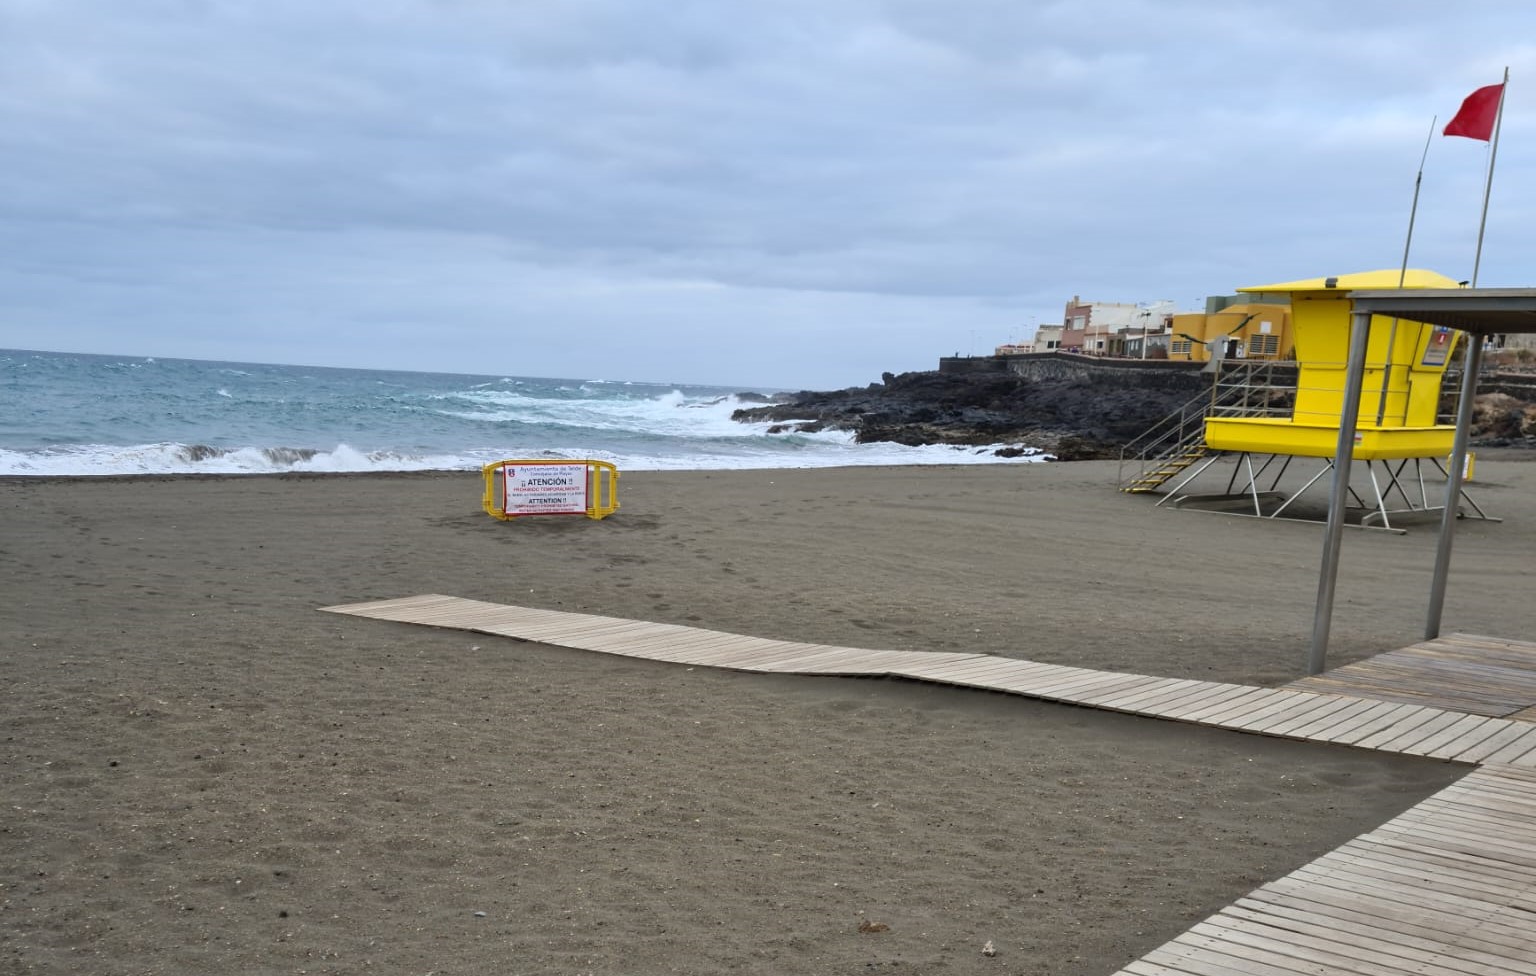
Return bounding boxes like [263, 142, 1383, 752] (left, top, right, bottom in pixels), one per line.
[0, 436, 1046, 476]
[1, 351, 1051, 476]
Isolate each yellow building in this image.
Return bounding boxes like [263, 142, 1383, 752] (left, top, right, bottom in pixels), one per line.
[1167, 303, 1294, 362]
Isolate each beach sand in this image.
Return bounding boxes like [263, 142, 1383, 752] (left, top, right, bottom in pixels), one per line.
[5, 458, 1534, 975]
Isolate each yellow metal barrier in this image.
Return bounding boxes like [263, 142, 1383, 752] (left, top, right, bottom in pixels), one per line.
[482, 459, 620, 521]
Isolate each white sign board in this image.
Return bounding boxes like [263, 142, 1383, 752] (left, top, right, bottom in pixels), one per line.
[502, 463, 590, 516]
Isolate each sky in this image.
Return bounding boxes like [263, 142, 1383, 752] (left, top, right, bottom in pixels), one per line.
[3, 1, 1534, 390]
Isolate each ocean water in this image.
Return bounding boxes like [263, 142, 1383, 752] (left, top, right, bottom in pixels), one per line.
[0, 350, 1045, 476]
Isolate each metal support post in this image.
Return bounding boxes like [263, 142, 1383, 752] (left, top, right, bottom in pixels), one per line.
[1308, 311, 1372, 675]
[1426, 336, 1485, 638]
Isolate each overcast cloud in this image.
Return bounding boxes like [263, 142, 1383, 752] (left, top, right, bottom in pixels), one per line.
[3, 1, 1533, 388]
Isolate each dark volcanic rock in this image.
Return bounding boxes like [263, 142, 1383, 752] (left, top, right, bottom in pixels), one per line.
[734, 363, 1536, 459]
[731, 366, 1207, 459]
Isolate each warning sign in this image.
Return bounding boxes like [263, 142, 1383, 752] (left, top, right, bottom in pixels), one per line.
[502, 463, 590, 516]
[1421, 326, 1454, 366]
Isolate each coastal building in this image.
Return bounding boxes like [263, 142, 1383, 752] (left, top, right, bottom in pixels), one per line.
[1061, 297, 1177, 356]
[1166, 302, 1294, 362]
[1112, 301, 1178, 358]
[1006, 324, 1063, 355]
[1061, 296, 1140, 354]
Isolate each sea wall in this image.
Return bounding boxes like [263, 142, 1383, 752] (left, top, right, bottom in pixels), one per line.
[939, 352, 1206, 384]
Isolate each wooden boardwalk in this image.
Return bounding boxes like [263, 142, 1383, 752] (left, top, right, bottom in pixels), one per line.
[1287, 632, 1536, 721]
[321, 594, 1536, 976]
[1123, 763, 1536, 976]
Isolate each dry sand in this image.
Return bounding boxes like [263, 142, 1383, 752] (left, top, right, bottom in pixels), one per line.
[5, 458, 1534, 975]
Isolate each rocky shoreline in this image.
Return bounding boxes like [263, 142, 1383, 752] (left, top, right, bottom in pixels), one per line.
[734, 365, 1209, 461]
[734, 361, 1536, 461]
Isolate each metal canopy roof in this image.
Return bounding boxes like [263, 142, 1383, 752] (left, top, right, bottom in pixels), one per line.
[1309, 287, 1535, 675]
[1349, 288, 1536, 335]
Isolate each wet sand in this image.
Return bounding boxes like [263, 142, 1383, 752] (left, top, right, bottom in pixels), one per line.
[6, 459, 1533, 974]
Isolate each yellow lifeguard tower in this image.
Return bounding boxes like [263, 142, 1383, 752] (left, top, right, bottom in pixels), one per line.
[1121, 269, 1492, 530]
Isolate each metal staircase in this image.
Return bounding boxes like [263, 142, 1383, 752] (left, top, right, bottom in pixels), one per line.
[1117, 392, 1215, 493]
[1117, 361, 1295, 493]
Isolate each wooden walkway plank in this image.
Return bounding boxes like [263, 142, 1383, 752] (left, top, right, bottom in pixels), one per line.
[1080, 677, 1200, 710]
[1330, 837, 1536, 895]
[1091, 679, 1224, 714]
[1253, 696, 1372, 738]
[1245, 880, 1536, 954]
[1187, 916, 1482, 976]
[890, 655, 1059, 683]
[1440, 723, 1536, 763]
[764, 648, 922, 675]
[915, 660, 1097, 693]
[1417, 793, 1536, 828]
[929, 658, 1092, 687]
[981, 669, 1136, 702]
[1468, 762, 1536, 787]
[1136, 685, 1275, 722]
[1369, 821, 1536, 869]
[1224, 691, 1338, 733]
[1275, 699, 1398, 741]
[1285, 632, 1536, 719]
[1122, 683, 1263, 721]
[991, 666, 1135, 697]
[1026, 672, 1168, 703]
[1436, 776, 1536, 809]
[1357, 833, 1536, 889]
[1144, 939, 1338, 976]
[1363, 816, 1536, 867]
[1284, 860, 1513, 919]
[657, 638, 828, 669]
[1423, 718, 1523, 762]
[1418, 793, 1536, 828]
[1346, 707, 1459, 751]
[1255, 872, 1536, 944]
[673, 637, 840, 668]
[1305, 700, 1422, 743]
[1179, 688, 1300, 726]
[592, 628, 759, 656]
[1477, 735, 1536, 766]
[1227, 899, 1536, 976]
[1396, 714, 1510, 759]
[1149, 686, 1272, 723]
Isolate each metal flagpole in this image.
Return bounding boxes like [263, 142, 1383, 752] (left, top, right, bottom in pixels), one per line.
[1471, 66, 1509, 286]
[1375, 117, 1438, 427]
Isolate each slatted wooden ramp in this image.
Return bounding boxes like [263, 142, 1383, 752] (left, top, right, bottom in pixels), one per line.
[1287, 633, 1536, 721]
[1115, 762, 1536, 976]
[320, 595, 1536, 768]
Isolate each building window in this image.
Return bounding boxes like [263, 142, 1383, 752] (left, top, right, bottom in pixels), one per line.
[1171, 340, 1192, 355]
[1247, 335, 1280, 357]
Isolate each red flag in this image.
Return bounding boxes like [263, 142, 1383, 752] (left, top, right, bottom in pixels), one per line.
[1443, 83, 1504, 140]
